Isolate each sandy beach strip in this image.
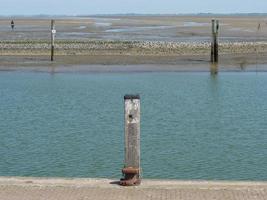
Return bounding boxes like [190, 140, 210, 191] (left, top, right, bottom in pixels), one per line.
[1, 40, 267, 56]
[1, 40, 267, 70]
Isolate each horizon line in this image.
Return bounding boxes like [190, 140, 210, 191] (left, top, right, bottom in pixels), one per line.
[1, 12, 267, 17]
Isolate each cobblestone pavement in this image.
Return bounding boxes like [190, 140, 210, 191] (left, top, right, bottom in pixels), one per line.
[0, 177, 267, 200]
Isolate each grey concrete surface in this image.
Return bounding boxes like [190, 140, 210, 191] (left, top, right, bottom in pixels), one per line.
[0, 177, 267, 200]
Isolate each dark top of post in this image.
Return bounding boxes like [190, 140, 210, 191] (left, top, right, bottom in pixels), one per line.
[11, 20, 15, 30]
[212, 19, 219, 34]
[124, 95, 140, 100]
[51, 20, 55, 29]
[216, 20, 219, 33]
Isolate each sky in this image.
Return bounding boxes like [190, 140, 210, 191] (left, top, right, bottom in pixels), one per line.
[1, 0, 267, 15]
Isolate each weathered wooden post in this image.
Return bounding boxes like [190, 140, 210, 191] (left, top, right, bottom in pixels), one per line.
[211, 19, 219, 63]
[51, 20, 56, 61]
[120, 95, 141, 186]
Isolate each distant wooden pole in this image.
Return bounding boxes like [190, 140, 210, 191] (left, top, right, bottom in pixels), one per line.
[51, 20, 56, 61]
[211, 19, 219, 63]
[120, 95, 141, 186]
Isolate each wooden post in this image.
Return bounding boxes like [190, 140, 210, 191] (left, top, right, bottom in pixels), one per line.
[211, 19, 219, 63]
[51, 20, 56, 61]
[120, 95, 141, 186]
[11, 20, 15, 30]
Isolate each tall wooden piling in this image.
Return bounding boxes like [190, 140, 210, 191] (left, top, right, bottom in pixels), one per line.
[51, 20, 56, 61]
[120, 95, 141, 186]
[211, 19, 219, 63]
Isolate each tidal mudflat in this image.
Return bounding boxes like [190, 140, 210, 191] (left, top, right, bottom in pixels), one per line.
[0, 15, 267, 67]
[1, 15, 267, 41]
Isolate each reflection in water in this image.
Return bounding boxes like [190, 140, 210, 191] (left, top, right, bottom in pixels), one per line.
[240, 60, 247, 71]
[50, 65, 55, 74]
[210, 63, 218, 75]
[209, 71, 219, 97]
[209, 63, 219, 114]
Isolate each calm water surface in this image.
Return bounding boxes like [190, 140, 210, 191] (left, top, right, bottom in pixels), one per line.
[0, 71, 267, 180]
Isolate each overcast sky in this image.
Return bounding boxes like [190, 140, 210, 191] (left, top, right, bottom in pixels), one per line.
[1, 0, 267, 15]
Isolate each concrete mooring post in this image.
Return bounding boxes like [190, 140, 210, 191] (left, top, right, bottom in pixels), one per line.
[120, 95, 141, 186]
[211, 19, 219, 63]
[51, 20, 56, 61]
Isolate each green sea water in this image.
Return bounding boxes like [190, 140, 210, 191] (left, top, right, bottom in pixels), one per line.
[0, 71, 267, 180]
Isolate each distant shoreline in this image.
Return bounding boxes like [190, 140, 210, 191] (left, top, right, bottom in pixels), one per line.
[1, 40, 267, 56]
[0, 40, 267, 69]
[1, 15, 267, 69]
